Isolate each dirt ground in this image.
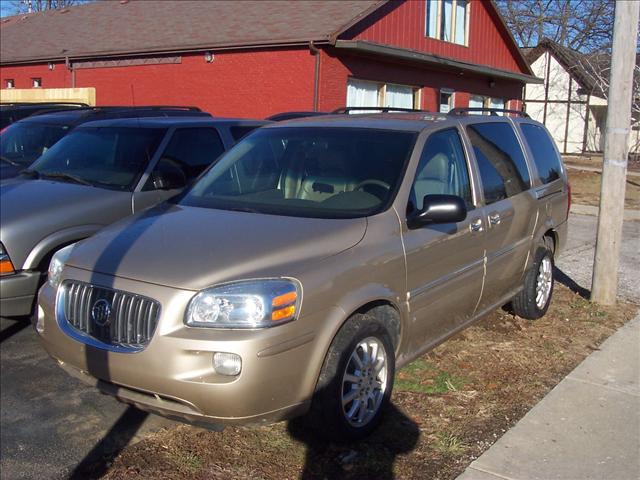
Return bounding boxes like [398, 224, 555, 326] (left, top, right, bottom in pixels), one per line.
[567, 168, 640, 209]
[84, 284, 638, 480]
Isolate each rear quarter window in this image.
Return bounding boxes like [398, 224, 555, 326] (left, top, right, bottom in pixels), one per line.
[519, 123, 563, 184]
[230, 125, 260, 142]
[466, 122, 530, 204]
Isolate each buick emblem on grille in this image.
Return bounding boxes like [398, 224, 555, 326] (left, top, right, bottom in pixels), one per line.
[91, 299, 112, 327]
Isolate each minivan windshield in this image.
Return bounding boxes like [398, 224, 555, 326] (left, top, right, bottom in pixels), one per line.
[27, 126, 166, 190]
[0, 121, 71, 167]
[179, 127, 417, 218]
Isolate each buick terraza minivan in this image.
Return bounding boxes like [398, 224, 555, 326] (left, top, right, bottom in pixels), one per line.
[37, 111, 569, 439]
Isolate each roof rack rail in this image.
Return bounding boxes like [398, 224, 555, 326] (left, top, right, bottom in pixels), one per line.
[30, 105, 206, 117]
[332, 106, 428, 114]
[448, 107, 529, 118]
[0, 101, 89, 107]
[85, 105, 203, 112]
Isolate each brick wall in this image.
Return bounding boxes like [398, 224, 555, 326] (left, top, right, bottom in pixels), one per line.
[1, 48, 317, 119]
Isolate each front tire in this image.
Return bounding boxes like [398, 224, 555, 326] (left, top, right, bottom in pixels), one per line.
[309, 313, 395, 441]
[511, 239, 554, 319]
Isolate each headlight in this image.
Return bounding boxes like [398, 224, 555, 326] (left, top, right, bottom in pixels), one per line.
[185, 279, 301, 328]
[0, 242, 15, 276]
[47, 243, 76, 289]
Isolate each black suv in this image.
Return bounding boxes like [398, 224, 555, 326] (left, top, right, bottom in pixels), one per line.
[0, 106, 211, 180]
[0, 102, 88, 130]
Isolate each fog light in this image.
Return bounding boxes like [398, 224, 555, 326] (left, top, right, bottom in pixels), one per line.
[36, 305, 45, 334]
[213, 352, 242, 376]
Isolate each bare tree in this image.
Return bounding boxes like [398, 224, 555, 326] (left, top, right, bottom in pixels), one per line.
[495, 0, 615, 52]
[11, 0, 89, 14]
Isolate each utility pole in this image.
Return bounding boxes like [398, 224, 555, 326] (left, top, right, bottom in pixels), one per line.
[591, 0, 640, 305]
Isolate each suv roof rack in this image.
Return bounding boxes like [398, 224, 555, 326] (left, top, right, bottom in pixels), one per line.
[332, 106, 428, 114]
[0, 102, 89, 107]
[448, 107, 529, 118]
[32, 105, 208, 118]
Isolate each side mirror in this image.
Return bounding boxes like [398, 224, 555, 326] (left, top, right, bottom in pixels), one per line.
[407, 194, 467, 229]
[152, 158, 187, 190]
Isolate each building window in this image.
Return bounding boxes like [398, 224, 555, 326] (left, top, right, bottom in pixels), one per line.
[439, 89, 455, 113]
[32, 78, 42, 88]
[468, 95, 506, 115]
[426, 0, 469, 46]
[469, 95, 484, 112]
[346, 79, 420, 111]
[5, 79, 15, 89]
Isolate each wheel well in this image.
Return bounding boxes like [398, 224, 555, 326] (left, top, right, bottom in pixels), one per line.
[353, 300, 402, 350]
[35, 240, 81, 273]
[543, 230, 557, 257]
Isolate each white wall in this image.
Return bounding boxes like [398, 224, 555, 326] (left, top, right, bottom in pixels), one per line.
[524, 52, 589, 154]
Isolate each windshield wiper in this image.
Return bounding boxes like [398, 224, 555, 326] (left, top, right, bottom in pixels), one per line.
[0, 155, 21, 167]
[20, 168, 40, 178]
[225, 206, 262, 214]
[40, 172, 93, 186]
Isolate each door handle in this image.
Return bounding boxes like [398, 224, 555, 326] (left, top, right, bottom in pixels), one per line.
[489, 213, 501, 226]
[470, 219, 483, 232]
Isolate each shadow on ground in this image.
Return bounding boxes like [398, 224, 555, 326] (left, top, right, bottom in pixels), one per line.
[288, 402, 420, 479]
[68, 406, 149, 479]
[554, 266, 590, 299]
[0, 316, 31, 343]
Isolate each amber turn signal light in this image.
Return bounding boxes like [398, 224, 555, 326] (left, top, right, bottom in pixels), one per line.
[271, 291, 297, 321]
[0, 259, 15, 275]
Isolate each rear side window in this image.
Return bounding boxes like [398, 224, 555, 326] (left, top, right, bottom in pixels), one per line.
[467, 122, 530, 205]
[519, 124, 562, 184]
[230, 125, 260, 142]
[161, 127, 225, 179]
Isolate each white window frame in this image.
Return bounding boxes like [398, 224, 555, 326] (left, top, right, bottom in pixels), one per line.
[425, 0, 470, 46]
[5, 79, 15, 89]
[31, 77, 42, 88]
[347, 78, 421, 110]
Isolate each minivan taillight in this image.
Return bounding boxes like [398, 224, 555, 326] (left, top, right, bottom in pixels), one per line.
[566, 182, 571, 219]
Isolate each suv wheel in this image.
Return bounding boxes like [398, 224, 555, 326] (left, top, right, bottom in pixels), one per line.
[309, 313, 395, 441]
[511, 238, 554, 319]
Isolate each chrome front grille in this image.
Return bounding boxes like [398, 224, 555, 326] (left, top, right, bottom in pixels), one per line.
[62, 281, 160, 350]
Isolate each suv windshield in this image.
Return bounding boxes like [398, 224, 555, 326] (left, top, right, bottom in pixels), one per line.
[179, 127, 417, 218]
[28, 127, 166, 190]
[1, 122, 71, 167]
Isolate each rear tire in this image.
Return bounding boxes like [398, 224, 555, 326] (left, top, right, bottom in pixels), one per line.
[511, 238, 554, 320]
[307, 313, 395, 441]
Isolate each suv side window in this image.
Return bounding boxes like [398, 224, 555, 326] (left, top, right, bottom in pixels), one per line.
[144, 127, 225, 190]
[409, 128, 473, 212]
[466, 122, 530, 204]
[230, 125, 260, 142]
[519, 123, 562, 184]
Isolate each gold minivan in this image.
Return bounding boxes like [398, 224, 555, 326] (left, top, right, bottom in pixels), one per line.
[37, 111, 569, 439]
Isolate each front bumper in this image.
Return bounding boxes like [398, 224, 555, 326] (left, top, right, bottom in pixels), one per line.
[37, 267, 336, 426]
[0, 271, 41, 317]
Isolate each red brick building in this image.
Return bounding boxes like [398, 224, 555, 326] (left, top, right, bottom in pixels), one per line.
[0, 0, 538, 118]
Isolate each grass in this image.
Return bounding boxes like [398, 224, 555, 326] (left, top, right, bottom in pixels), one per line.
[433, 432, 467, 456]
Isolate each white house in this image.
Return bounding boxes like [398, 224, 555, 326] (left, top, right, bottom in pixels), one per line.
[523, 39, 639, 157]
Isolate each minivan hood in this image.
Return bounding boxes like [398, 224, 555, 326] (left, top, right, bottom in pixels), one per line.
[0, 178, 131, 267]
[67, 204, 367, 291]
